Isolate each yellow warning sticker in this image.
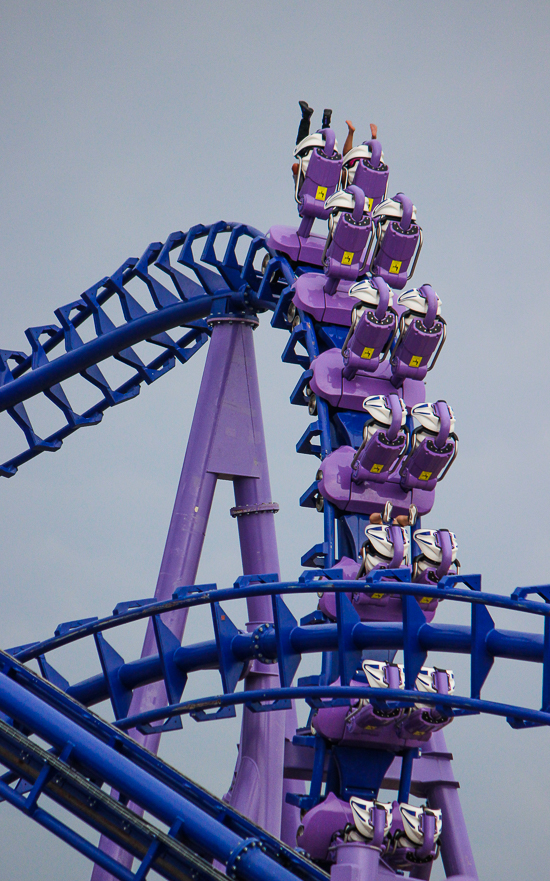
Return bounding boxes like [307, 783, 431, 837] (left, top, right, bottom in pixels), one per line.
[419, 471, 433, 481]
[361, 346, 374, 359]
[371, 593, 384, 599]
[367, 197, 374, 212]
[420, 597, 432, 604]
[315, 185, 327, 201]
[370, 463, 384, 473]
[341, 251, 354, 265]
[389, 260, 402, 274]
[409, 355, 423, 367]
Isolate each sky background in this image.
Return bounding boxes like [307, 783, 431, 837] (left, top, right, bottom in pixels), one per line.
[1, 1, 550, 879]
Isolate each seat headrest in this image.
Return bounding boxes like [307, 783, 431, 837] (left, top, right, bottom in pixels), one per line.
[372, 196, 417, 225]
[342, 141, 385, 168]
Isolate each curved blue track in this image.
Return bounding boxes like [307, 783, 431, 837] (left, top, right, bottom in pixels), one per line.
[0, 222, 284, 476]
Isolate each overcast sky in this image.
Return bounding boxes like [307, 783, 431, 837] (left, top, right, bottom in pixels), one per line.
[1, 2, 550, 880]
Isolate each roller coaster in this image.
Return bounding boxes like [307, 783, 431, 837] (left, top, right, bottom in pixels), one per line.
[0, 107, 548, 881]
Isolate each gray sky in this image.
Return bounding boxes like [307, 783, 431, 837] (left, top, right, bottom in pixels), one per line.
[1, 2, 550, 879]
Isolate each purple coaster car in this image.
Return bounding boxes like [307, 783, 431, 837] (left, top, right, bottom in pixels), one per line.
[310, 349, 425, 411]
[299, 793, 442, 869]
[312, 665, 453, 750]
[289, 187, 375, 321]
[292, 272, 360, 325]
[317, 554, 417, 624]
[318, 570, 440, 625]
[266, 226, 328, 266]
[317, 444, 435, 517]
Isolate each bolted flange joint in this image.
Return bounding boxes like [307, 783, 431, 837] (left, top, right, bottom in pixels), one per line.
[226, 837, 266, 879]
[250, 623, 277, 665]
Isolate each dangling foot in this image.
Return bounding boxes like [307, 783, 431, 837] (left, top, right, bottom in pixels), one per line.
[299, 100, 314, 118]
[322, 107, 332, 128]
[370, 123, 378, 139]
[343, 119, 356, 155]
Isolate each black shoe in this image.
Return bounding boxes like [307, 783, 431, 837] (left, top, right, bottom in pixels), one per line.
[299, 100, 314, 119]
[322, 108, 332, 128]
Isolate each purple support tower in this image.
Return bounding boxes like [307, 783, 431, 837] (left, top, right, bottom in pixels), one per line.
[93, 315, 294, 877]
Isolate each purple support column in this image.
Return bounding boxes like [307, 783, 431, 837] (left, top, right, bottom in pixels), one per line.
[94, 317, 293, 878]
[426, 731, 478, 880]
[219, 321, 290, 839]
[117, 317, 268, 737]
[94, 316, 290, 878]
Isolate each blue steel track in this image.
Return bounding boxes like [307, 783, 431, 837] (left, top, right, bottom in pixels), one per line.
[0, 222, 283, 476]
[11, 577, 550, 730]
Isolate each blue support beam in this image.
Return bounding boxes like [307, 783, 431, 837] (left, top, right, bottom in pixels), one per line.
[272, 596, 301, 688]
[335, 592, 362, 687]
[402, 594, 428, 690]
